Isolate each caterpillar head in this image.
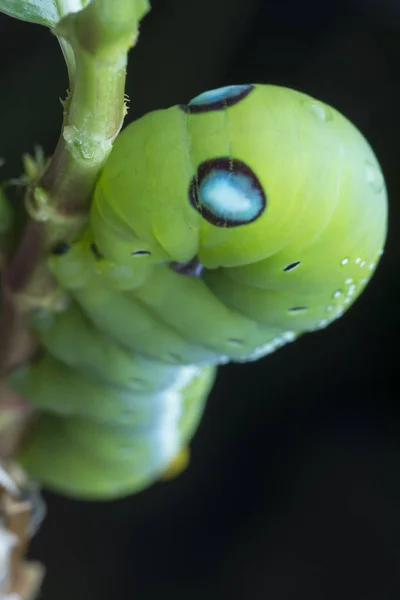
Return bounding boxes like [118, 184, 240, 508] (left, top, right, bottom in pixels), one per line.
[91, 84, 387, 331]
[93, 83, 386, 267]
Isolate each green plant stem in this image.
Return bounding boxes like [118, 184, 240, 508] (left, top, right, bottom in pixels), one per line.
[26, 0, 149, 266]
[58, 37, 76, 92]
[0, 0, 150, 438]
[40, 2, 141, 218]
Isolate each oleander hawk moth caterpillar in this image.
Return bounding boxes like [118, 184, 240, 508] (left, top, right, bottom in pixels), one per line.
[11, 84, 388, 500]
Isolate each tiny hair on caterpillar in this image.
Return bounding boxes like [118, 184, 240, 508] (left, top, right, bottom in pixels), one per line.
[12, 84, 388, 500]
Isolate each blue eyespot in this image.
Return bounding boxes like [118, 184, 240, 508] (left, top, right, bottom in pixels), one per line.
[189, 157, 266, 227]
[180, 84, 254, 114]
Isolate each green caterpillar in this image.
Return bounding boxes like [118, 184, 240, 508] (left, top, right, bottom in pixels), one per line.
[12, 84, 388, 500]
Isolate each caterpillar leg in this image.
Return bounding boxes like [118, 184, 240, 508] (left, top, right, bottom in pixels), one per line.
[160, 446, 191, 481]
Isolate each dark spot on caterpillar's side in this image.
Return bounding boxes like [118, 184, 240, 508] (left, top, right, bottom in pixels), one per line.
[189, 157, 266, 227]
[283, 261, 301, 272]
[90, 242, 104, 260]
[51, 242, 70, 255]
[170, 256, 204, 277]
[288, 306, 308, 313]
[227, 338, 244, 347]
[179, 84, 254, 114]
[132, 250, 151, 256]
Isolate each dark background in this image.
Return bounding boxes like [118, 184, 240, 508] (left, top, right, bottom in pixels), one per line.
[1, 0, 399, 598]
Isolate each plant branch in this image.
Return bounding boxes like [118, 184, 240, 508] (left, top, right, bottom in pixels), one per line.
[0, 0, 150, 455]
[0, 186, 13, 270]
[40, 0, 149, 216]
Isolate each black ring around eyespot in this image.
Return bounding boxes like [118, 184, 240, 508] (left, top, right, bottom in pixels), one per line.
[189, 157, 266, 228]
[179, 84, 254, 114]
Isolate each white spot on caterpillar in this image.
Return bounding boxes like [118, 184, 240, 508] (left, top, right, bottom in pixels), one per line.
[355, 257, 362, 264]
[326, 305, 334, 312]
[344, 278, 353, 285]
[360, 260, 367, 268]
[333, 290, 342, 299]
[341, 258, 349, 266]
[309, 104, 327, 120]
[216, 356, 230, 365]
[239, 330, 296, 362]
[170, 366, 201, 391]
[304, 101, 333, 122]
[282, 331, 296, 342]
[364, 160, 385, 193]
[347, 284, 356, 296]
[156, 390, 182, 464]
[239, 343, 274, 362]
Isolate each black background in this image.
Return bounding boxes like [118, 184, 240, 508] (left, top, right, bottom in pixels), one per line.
[0, 0, 399, 598]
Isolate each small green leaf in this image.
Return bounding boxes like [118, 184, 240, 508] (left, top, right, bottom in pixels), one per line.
[0, 0, 89, 28]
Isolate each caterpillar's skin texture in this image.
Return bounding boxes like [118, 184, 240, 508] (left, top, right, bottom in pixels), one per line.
[16, 361, 215, 500]
[13, 84, 388, 500]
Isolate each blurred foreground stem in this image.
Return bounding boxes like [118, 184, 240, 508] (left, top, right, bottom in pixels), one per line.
[0, 0, 150, 453]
